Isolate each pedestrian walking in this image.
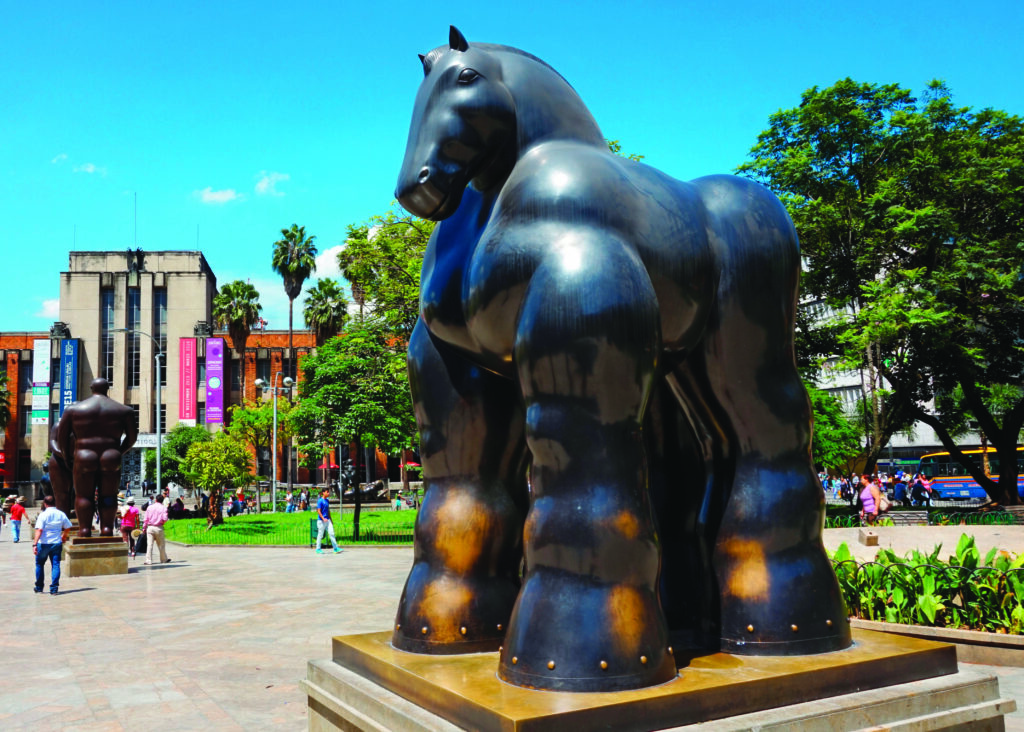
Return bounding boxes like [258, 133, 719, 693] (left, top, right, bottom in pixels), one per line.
[10, 496, 29, 543]
[120, 497, 141, 557]
[315, 488, 343, 555]
[32, 495, 71, 594]
[142, 494, 171, 565]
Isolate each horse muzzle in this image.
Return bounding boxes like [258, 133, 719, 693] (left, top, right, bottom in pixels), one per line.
[396, 165, 452, 221]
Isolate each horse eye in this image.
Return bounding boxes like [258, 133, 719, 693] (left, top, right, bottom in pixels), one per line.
[458, 68, 480, 84]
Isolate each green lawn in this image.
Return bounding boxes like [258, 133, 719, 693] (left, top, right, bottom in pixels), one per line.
[164, 508, 417, 546]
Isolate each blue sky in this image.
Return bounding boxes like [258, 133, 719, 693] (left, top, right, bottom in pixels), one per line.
[2, 0, 1021, 332]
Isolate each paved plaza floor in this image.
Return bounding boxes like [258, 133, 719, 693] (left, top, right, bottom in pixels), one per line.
[0, 526, 1022, 730]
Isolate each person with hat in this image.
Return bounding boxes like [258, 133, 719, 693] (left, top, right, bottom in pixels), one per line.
[120, 497, 141, 557]
[10, 496, 29, 543]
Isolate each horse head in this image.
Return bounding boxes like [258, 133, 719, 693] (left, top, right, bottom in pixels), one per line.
[396, 27, 517, 221]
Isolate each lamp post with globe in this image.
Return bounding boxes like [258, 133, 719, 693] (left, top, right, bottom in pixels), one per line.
[254, 372, 293, 511]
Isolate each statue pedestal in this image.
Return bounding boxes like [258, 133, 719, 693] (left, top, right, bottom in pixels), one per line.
[302, 629, 1015, 731]
[66, 536, 129, 577]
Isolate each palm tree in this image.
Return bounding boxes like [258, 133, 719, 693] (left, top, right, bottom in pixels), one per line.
[271, 224, 318, 382]
[303, 278, 349, 346]
[212, 280, 262, 400]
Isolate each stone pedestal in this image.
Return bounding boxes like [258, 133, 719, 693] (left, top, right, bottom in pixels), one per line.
[66, 536, 129, 577]
[302, 629, 1016, 731]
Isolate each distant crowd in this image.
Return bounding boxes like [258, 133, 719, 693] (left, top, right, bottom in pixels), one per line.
[818, 470, 934, 525]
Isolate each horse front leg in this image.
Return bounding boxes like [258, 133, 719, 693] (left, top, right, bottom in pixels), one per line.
[498, 244, 676, 692]
[392, 320, 528, 653]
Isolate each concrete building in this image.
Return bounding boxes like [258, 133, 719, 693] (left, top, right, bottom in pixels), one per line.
[0, 249, 316, 492]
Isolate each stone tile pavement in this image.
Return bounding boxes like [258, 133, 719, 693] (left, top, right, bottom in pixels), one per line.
[0, 526, 1022, 730]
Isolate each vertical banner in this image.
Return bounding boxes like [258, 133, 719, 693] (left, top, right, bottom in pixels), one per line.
[32, 339, 51, 385]
[59, 339, 79, 417]
[179, 337, 197, 425]
[205, 337, 224, 424]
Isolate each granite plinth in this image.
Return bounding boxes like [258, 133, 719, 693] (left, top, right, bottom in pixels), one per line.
[66, 535, 129, 577]
[302, 628, 1016, 731]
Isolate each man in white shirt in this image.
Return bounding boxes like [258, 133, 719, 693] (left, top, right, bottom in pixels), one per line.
[33, 495, 72, 595]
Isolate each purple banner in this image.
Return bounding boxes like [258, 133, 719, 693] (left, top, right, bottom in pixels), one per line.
[206, 337, 225, 424]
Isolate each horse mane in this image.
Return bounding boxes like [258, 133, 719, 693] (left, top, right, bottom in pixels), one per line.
[423, 43, 574, 89]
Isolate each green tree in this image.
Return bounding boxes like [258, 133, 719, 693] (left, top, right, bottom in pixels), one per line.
[293, 317, 416, 538]
[213, 280, 262, 400]
[226, 398, 294, 511]
[142, 423, 212, 491]
[740, 78, 1024, 503]
[303, 278, 349, 346]
[807, 385, 863, 474]
[183, 431, 253, 528]
[271, 223, 318, 381]
[606, 139, 645, 161]
[337, 208, 432, 335]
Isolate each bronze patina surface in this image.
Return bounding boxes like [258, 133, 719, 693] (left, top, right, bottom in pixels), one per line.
[391, 26, 849, 692]
[333, 629, 956, 731]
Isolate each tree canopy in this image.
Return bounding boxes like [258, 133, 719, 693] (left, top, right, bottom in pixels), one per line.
[183, 431, 253, 496]
[807, 385, 863, 474]
[213, 279, 261, 398]
[142, 423, 212, 490]
[337, 207, 432, 335]
[740, 78, 1024, 502]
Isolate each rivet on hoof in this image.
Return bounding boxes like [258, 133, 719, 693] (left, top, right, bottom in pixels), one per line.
[460, 626, 467, 635]
[791, 624, 799, 632]
[497, 624, 503, 631]
[396, 624, 401, 631]
[547, 660, 556, 670]
[421, 626, 428, 635]
[499, 646, 503, 653]
[826, 619, 833, 627]
[747, 625, 754, 633]
[640, 655, 648, 665]
[667, 646, 673, 655]
[512, 656, 518, 665]
[600, 660, 608, 670]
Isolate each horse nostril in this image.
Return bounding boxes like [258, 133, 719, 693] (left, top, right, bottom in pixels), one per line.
[418, 166, 431, 184]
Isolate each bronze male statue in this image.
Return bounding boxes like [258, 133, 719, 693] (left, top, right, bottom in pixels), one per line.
[390, 28, 851, 692]
[56, 378, 137, 536]
[47, 425, 74, 518]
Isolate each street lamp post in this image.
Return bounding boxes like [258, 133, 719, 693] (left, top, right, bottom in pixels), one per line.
[112, 328, 163, 495]
[255, 372, 293, 512]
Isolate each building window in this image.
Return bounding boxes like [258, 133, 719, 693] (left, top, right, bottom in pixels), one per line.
[197, 358, 206, 390]
[127, 288, 141, 388]
[256, 358, 271, 384]
[19, 362, 32, 392]
[197, 404, 206, 426]
[230, 361, 241, 391]
[153, 404, 166, 433]
[101, 288, 115, 385]
[19, 410, 30, 438]
[129, 404, 140, 432]
[153, 288, 167, 386]
[17, 452, 32, 481]
[51, 406, 60, 427]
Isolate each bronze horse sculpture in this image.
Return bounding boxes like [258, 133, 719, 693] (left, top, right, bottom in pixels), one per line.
[392, 27, 850, 692]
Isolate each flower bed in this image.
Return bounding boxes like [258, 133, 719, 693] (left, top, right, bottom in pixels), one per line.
[830, 534, 1024, 634]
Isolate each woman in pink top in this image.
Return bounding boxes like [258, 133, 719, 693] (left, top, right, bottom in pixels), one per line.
[859, 473, 882, 526]
[120, 497, 141, 557]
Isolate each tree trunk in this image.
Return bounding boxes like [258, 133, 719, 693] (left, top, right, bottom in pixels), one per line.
[353, 439, 362, 541]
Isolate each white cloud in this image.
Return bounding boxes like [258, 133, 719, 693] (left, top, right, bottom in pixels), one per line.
[314, 244, 344, 280]
[36, 298, 59, 319]
[196, 187, 242, 205]
[255, 171, 289, 196]
[51, 153, 67, 164]
[73, 162, 106, 175]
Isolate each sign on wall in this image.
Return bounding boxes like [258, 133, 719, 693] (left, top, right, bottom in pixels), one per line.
[206, 337, 224, 424]
[31, 386, 49, 425]
[179, 337, 196, 426]
[59, 339, 79, 417]
[32, 339, 50, 385]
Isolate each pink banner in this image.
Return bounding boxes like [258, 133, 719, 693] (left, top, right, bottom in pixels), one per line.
[179, 337, 196, 422]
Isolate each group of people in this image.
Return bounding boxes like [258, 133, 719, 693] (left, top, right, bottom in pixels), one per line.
[283, 488, 311, 513]
[818, 470, 934, 525]
[116, 491, 172, 564]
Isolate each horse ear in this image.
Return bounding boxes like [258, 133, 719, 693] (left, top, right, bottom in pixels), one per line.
[418, 53, 430, 76]
[449, 25, 469, 52]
